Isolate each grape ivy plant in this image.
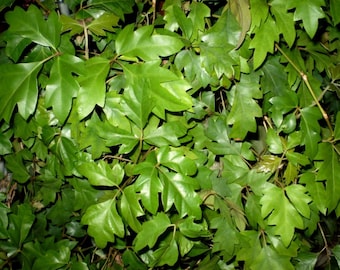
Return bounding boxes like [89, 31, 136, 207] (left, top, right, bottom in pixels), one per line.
[1, 0, 340, 269]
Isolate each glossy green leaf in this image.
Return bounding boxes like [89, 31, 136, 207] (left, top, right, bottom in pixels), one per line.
[152, 237, 179, 267]
[77, 160, 124, 187]
[77, 57, 110, 119]
[249, 0, 269, 29]
[261, 184, 305, 246]
[134, 155, 162, 214]
[178, 217, 210, 238]
[116, 24, 184, 60]
[8, 203, 35, 247]
[122, 78, 154, 129]
[160, 171, 201, 219]
[286, 0, 325, 39]
[134, 212, 170, 251]
[122, 61, 192, 117]
[86, 0, 135, 19]
[227, 73, 262, 139]
[0, 62, 42, 122]
[332, 245, 340, 268]
[249, 16, 280, 69]
[285, 184, 312, 218]
[33, 245, 70, 270]
[266, 128, 283, 154]
[120, 185, 144, 232]
[5, 5, 61, 50]
[164, 4, 193, 40]
[81, 198, 124, 248]
[45, 54, 84, 123]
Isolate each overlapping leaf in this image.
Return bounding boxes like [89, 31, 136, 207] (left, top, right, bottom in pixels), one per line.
[261, 184, 311, 246]
[227, 73, 262, 139]
[45, 54, 84, 123]
[5, 5, 61, 50]
[88, 12, 119, 36]
[121, 61, 192, 118]
[0, 62, 42, 122]
[286, 0, 325, 39]
[116, 24, 184, 61]
[77, 57, 110, 119]
[81, 198, 124, 248]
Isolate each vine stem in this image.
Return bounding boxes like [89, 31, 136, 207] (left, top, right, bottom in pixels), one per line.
[275, 44, 334, 137]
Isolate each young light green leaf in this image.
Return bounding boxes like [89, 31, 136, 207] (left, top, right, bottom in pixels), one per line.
[0, 62, 42, 122]
[249, 0, 269, 29]
[77, 160, 124, 187]
[116, 24, 184, 60]
[88, 12, 119, 36]
[285, 184, 312, 218]
[160, 171, 201, 219]
[286, 0, 325, 39]
[5, 5, 61, 50]
[45, 54, 84, 123]
[60, 15, 83, 35]
[261, 184, 305, 246]
[134, 212, 170, 251]
[266, 128, 283, 154]
[77, 57, 110, 119]
[120, 185, 144, 232]
[81, 198, 124, 248]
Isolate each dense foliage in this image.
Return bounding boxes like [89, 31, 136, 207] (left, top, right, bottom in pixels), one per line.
[1, 0, 340, 269]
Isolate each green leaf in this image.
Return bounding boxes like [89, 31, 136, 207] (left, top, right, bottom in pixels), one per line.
[122, 78, 154, 129]
[0, 0, 15, 12]
[285, 184, 312, 218]
[260, 184, 305, 246]
[88, 12, 119, 36]
[164, 4, 193, 40]
[266, 128, 283, 154]
[33, 245, 70, 270]
[0, 130, 12, 155]
[77, 57, 110, 119]
[178, 217, 210, 238]
[60, 15, 83, 36]
[332, 245, 340, 268]
[45, 54, 84, 123]
[160, 171, 202, 219]
[120, 185, 144, 232]
[152, 237, 179, 267]
[300, 172, 327, 215]
[316, 143, 340, 212]
[85, 0, 135, 19]
[271, 0, 296, 47]
[8, 203, 35, 247]
[286, 0, 325, 39]
[122, 61, 192, 117]
[77, 160, 124, 187]
[251, 245, 294, 270]
[4, 152, 30, 183]
[134, 212, 170, 251]
[300, 107, 322, 159]
[81, 198, 124, 248]
[116, 24, 184, 61]
[330, 0, 340, 25]
[334, 112, 340, 141]
[0, 62, 42, 122]
[134, 155, 163, 214]
[294, 251, 318, 270]
[249, 0, 269, 29]
[188, 2, 211, 40]
[249, 16, 280, 69]
[5, 5, 61, 50]
[229, 0, 251, 48]
[227, 73, 262, 139]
